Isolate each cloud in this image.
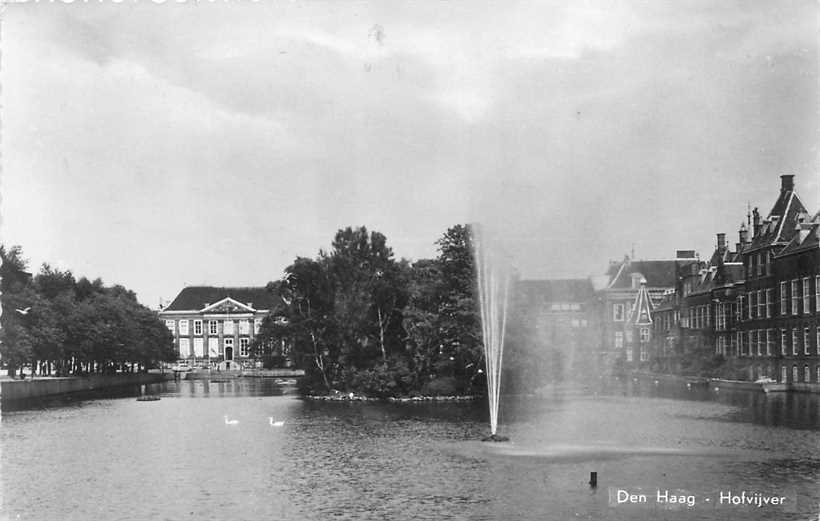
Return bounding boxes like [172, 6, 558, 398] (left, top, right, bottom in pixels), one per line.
[2, 1, 817, 303]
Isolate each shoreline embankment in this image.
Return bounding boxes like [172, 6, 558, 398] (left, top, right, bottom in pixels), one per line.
[0, 372, 170, 405]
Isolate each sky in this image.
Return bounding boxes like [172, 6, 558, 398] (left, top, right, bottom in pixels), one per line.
[2, 1, 818, 307]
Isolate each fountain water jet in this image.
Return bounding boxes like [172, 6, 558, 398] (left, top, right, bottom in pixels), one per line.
[472, 224, 512, 441]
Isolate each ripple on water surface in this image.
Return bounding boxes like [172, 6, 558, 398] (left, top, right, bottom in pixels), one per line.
[1, 380, 818, 521]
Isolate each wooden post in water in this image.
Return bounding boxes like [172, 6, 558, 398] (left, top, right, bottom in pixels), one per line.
[589, 472, 597, 488]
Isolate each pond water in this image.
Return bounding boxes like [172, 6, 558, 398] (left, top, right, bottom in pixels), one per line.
[1, 378, 818, 521]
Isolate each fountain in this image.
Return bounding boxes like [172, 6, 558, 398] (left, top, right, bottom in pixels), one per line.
[472, 224, 512, 442]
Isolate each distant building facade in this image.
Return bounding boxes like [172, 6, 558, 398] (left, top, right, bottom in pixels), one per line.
[159, 286, 283, 369]
[648, 174, 819, 388]
[516, 279, 595, 378]
[595, 256, 685, 372]
[522, 174, 819, 390]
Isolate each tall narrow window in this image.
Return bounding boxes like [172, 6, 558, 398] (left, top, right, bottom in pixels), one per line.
[749, 293, 755, 320]
[815, 275, 820, 313]
[817, 326, 820, 355]
[209, 320, 218, 335]
[193, 320, 202, 336]
[254, 318, 262, 335]
[766, 329, 774, 356]
[239, 320, 250, 335]
[792, 365, 799, 383]
[792, 329, 799, 355]
[179, 320, 189, 336]
[791, 280, 799, 315]
[165, 320, 175, 332]
[613, 303, 625, 322]
[804, 365, 810, 383]
[780, 282, 788, 315]
[765, 289, 773, 318]
[803, 278, 811, 314]
[614, 331, 624, 349]
[804, 327, 810, 355]
[179, 338, 190, 358]
[781, 365, 788, 383]
[781, 329, 788, 356]
[223, 320, 235, 335]
[757, 290, 765, 318]
[193, 338, 204, 357]
[239, 337, 250, 357]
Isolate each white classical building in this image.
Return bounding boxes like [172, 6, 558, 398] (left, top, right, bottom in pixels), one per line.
[159, 286, 281, 369]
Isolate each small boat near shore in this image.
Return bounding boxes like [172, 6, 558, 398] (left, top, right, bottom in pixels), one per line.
[762, 383, 789, 393]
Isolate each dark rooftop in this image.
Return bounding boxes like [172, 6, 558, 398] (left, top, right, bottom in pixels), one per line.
[164, 286, 281, 312]
[607, 260, 679, 289]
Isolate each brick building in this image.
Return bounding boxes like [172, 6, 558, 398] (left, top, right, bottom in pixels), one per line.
[595, 256, 685, 372]
[734, 175, 818, 384]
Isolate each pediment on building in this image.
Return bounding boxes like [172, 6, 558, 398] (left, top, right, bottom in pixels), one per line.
[201, 298, 255, 314]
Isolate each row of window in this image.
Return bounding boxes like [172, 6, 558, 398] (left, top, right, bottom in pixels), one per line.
[752, 363, 820, 384]
[654, 276, 820, 331]
[549, 303, 583, 311]
[625, 345, 650, 362]
[614, 328, 651, 349]
[178, 336, 251, 358]
[715, 327, 820, 357]
[746, 251, 773, 279]
[165, 319, 262, 336]
[781, 364, 820, 384]
[778, 277, 820, 316]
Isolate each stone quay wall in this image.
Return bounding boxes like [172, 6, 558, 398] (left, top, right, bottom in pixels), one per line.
[0, 373, 169, 404]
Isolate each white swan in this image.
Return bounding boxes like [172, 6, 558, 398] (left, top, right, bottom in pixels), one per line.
[224, 415, 239, 425]
[269, 417, 284, 427]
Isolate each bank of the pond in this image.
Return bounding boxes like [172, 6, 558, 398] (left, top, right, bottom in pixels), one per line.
[184, 368, 304, 380]
[0, 372, 170, 404]
[307, 393, 479, 402]
[628, 371, 820, 393]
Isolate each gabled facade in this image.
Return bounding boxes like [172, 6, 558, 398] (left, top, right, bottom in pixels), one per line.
[159, 286, 283, 369]
[596, 255, 685, 373]
[623, 279, 654, 366]
[734, 175, 817, 383]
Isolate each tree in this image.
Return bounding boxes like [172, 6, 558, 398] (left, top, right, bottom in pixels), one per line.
[257, 257, 337, 390]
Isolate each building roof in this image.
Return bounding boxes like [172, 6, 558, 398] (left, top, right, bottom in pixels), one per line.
[746, 176, 808, 252]
[516, 278, 594, 303]
[164, 286, 281, 312]
[606, 259, 679, 289]
[776, 217, 820, 258]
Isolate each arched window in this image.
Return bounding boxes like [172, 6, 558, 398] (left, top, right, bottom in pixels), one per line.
[804, 365, 810, 384]
[792, 365, 799, 383]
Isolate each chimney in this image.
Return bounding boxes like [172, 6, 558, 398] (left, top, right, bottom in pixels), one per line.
[716, 233, 726, 252]
[752, 208, 761, 237]
[739, 222, 749, 244]
[780, 174, 794, 193]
